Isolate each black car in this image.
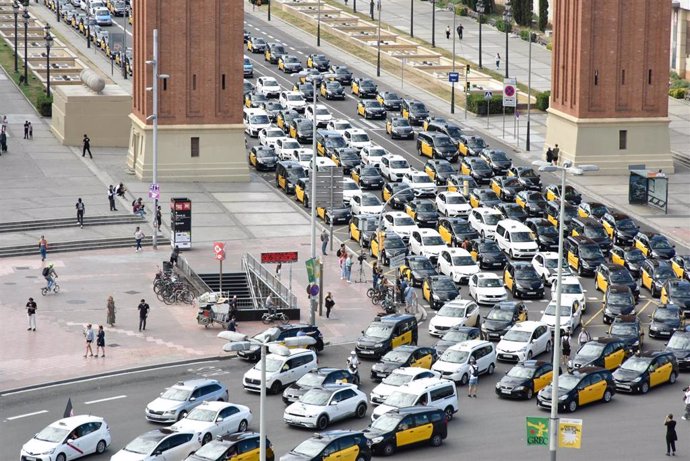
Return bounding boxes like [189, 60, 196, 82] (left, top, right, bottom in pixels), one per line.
[577, 201, 610, 220]
[494, 203, 528, 223]
[504, 261, 545, 299]
[307, 53, 330, 71]
[283, 431, 370, 461]
[564, 235, 605, 277]
[350, 215, 380, 248]
[406, 199, 439, 228]
[537, 367, 616, 413]
[293, 82, 316, 101]
[382, 182, 415, 210]
[641, 259, 676, 297]
[662, 280, 690, 317]
[375, 232, 408, 266]
[595, 263, 640, 299]
[544, 184, 582, 205]
[601, 212, 639, 246]
[385, 116, 414, 139]
[423, 275, 461, 310]
[613, 351, 679, 394]
[425, 159, 456, 185]
[434, 326, 481, 355]
[480, 149, 513, 175]
[571, 217, 612, 255]
[188, 432, 275, 461]
[425, 120, 463, 142]
[376, 91, 403, 110]
[237, 325, 324, 361]
[570, 337, 627, 370]
[525, 218, 559, 251]
[481, 301, 528, 341]
[462, 158, 494, 184]
[459, 135, 488, 157]
[320, 81, 345, 100]
[260, 101, 283, 122]
[331, 148, 361, 174]
[353, 165, 385, 190]
[665, 331, 690, 370]
[469, 238, 508, 269]
[515, 190, 547, 217]
[610, 245, 646, 279]
[359, 100, 387, 119]
[490, 176, 525, 202]
[363, 407, 447, 455]
[447, 174, 479, 197]
[288, 118, 314, 143]
[265, 43, 287, 63]
[248, 145, 278, 171]
[279, 55, 303, 73]
[437, 217, 479, 246]
[649, 304, 684, 339]
[495, 360, 555, 400]
[319, 204, 352, 225]
[401, 99, 430, 125]
[277, 109, 301, 133]
[608, 314, 643, 354]
[282, 368, 358, 404]
[328, 65, 353, 85]
[602, 285, 637, 324]
[370, 345, 437, 381]
[635, 233, 677, 260]
[469, 188, 501, 208]
[399, 255, 438, 287]
[352, 77, 378, 98]
[508, 166, 542, 191]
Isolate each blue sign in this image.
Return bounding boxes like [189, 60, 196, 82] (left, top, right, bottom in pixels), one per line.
[448, 72, 460, 83]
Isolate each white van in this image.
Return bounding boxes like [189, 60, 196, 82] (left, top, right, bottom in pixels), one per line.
[371, 377, 459, 421]
[494, 219, 538, 259]
[431, 339, 496, 385]
[243, 108, 271, 137]
[468, 207, 503, 239]
[243, 349, 317, 394]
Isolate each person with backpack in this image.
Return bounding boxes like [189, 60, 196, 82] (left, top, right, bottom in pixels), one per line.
[457, 24, 464, 39]
[320, 229, 329, 256]
[108, 186, 118, 211]
[75, 198, 85, 228]
[43, 264, 57, 291]
[546, 147, 554, 164]
[344, 255, 353, 283]
[468, 358, 479, 397]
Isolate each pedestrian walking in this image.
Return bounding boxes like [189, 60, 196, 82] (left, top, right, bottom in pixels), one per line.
[468, 358, 479, 397]
[75, 198, 85, 228]
[134, 226, 144, 252]
[577, 328, 591, 349]
[552, 144, 560, 166]
[155, 205, 162, 232]
[457, 24, 463, 39]
[445, 26, 451, 40]
[106, 295, 116, 326]
[404, 284, 415, 311]
[683, 386, 690, 420]
[325, 292, 335, 318]
[0, 128, 7, 154]
[137, 299, 150, 331]
[1, 115, 7, 130]
[38, 235, 48, 261]
[26, 297, 37, 331]
[344, 255, 353, 283]
[96, 325, 106, 357]
[226, 316, 237, 332]
[229, 295, 238, 320]
[496, 53, 501, 70]
[169, 245, 180, 267]
[276, 262, 282, 280]
[82, 134, 92, 158]
[344, 0, 348, 5]
[108, 186, 118, 211]
[546, 147, 554, 164]
[372, 261, 380, 288]
[23, 120, 29, 139]
[320, 229, 329, 256]
[369, 0, 374, 19]
[83, 324, 95, 357]
[665, 414, 678, 456]
[339, 249, 347, 279]
[561, 334, 571, 366]
[28, 122, 33, 139]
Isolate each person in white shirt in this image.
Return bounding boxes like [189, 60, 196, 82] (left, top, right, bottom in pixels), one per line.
[683, 387, 690, 420]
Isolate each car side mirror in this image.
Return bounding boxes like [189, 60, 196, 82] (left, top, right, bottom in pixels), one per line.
[153, 450, 163, 456]
[67, 438, 74, 443]
[216, 417, 224, 422]
[330, 401, 338, 406]
[540, 310, 544, 314]
[190, 397, 196, 401]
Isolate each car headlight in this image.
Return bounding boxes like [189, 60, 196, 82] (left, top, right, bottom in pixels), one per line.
[558, 394, 568, 401]
[581, 261, 591, 268]
[372, 436, 384, 444]
[632, 340, 640, 347]
[495, 382, 501, 389]
[632, 376, 642, 383]
[514, 386, 525, 392]
[433, 294, 441, 300]
[567, 360, 573, 368]
[375, 343, 384, 348]
[163, 410, 177, 415]
[650, 325, 658, 331]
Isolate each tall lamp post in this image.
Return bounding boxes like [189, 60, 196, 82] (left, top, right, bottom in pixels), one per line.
[86, 15, 91, 49]
[532, 160, 599, 461]
[310, 77, 318, 326]
[431, 0, 436, 47]
[317, 0, 321, 47]
[13, 1, 19, 73]
[476, 0, 484, 68]
[122, 6, 128, 79]
[451, 4, 456, 114]
[376, 0, 381, 77]
[219, 332, 316, 461]
[43, 24, 53, 98]
[409, 0, 413, 37]
[268, 0, 271, 21]
[22, 5, 29, 86]
[503, 0, 512, 78]
[526, 31, 533, 151]
[55, 0, 60, 22]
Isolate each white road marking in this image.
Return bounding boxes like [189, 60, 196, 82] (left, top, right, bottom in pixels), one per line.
[7, 410, 48, 421]
[111, 20, 132, 38]
[289, 46, 296, 50]
[84, 395, 127, 405]
[587, 297, 599, 301]
[297, 51, 305, 55]
[268, 35, 274, 39]
[361, 119, 379, 129]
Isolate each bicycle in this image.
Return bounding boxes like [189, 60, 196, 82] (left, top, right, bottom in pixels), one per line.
[262, 311, 289, 324]
[41, 283, 60, 296]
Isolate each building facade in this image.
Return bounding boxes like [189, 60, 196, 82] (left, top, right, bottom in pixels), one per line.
[671, 0, 689, 78]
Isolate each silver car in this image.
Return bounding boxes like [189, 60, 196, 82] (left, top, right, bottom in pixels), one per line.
[145, 379, 229, 423]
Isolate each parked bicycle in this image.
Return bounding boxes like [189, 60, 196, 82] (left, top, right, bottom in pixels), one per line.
[152, 266, 195, 305]
[261, 311, 290, 324]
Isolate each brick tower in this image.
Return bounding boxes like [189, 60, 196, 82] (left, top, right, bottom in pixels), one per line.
[545, 0, 674, 174]
[127, 0, 248, 181]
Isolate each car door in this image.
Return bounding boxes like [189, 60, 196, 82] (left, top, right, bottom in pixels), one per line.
[533, 365, 553, 393]
[532, 326, 548, 355]
[603, 343, 625, 370]
[641, 263, 653, 290]
[411, 349, 432, 369]
[650, 356, 672, 387]
[337, 389, 360, 420]
[235, 438, 261, 461]
[466, 303, 479, 327]
[218, 405, 241, 435]
[438, 221, 451, 244]
[438, 251, 451, 276]
[504, 267, 514, 290]
[65, 423, 95, 459]
[571, 304, 582, 331]
[395, 415, 421, 447]
[576, 375, 595, 406]
[566, 243, 579, 271]
[596, 267, 608, 292]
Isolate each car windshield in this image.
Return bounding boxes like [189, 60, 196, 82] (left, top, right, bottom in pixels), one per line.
[451, 222, 472, 233]
[478, 277, 502, 288]
[655, 267, 675, 280]
[298, 153, 313, 162]
[483, 214, 501, 225]
[511, 232, 534, 243]
[617, 219, 638, 231]
[479, 242, 501, 253]
[382, 373, 414, 386]
[300, 389, 332, 406]
[438, 305, 467, 318]
[503, 330, 532, 343]
[394, 216, 416, 226]
[610, 324, 636, 337]
[620, 357, 653, 373]
[651, 238, 672, 249]
[383, 350, 413, 363]
[292, 439, 328, 457]
[672, 284, 690, 297]
[507, 366, 536, 379]
[256, 357, 283, 373]
[610, 270, 634, 283]
[409, 259, 434, 270]
[186, 408, 217, 422]
[352, 134, 370, 143]
[435, 137, 456, 148]
[362, 220, 378, 231]
[440, 349, 470, 364]
[334, 122, 351, 130]
[370, 413, 403, 432]
[561, 283, 582, 294]
[446, 126, 463, 138]
[544, 304, 572, 317]
[607, 291, 633, 305]
[328, 137, 347, 148]
[668, 334, 690, 349]
[516, 269, 540, 281]
[194, 442, 234, 460]
[473, 162, 492, 173]
[367, 148, 386, 157]
[392, 119, 410, 127]
[390, 160, 409, 169]
[35, 426, 69, 443]
[538, 226, 558, 237]
[579, 245, 603, 259]
[367, 101, 383, 109]
[452, 256, 475, 266]
[384, 391, 419, 408]
[161, 388, 191, 401]
[563, 206, 578, 219]
[364, 323, 393, 339]
[297, 372, 326, 387]
[654, 308, 679, 321]
[362, 195, 382, 206]
[414, 175, 433, 184]
[282, 141, 300, 150]
[584, 226, 608, 239]
[386, 239, 406, 249]
[361, 80, 376, 88]
[487, 309, 513, 321]
[286, 57, 300, 64]
[469, 138, 487, 149]
[287, 94, 304, 101]
[625, 250, 645, 263]
[315, 108, 330, 116]
[577, 342, 605, 359]
[410, 103, 427, 111]
[446, 195, 467, 204]
[250, 115, 270, 124]
[422, 236, 445, 246]
[442, 330, 473, 342]
[297, 121, 312, 130]
[490, 151, 510, 162]
[417, 202, 436, 212]
[558, 374, 582, 391]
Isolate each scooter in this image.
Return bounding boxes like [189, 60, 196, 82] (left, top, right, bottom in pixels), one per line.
[347, 355, 361, 385]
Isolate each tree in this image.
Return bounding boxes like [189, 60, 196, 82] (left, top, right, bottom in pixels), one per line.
[512, 0, 533, 27]
[538, 0, 548, 31]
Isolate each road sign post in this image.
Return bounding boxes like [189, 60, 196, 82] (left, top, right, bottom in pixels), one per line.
[503, 78, 517, 141]
[214, 242, 226, 294]
[484, 91, 492, 129]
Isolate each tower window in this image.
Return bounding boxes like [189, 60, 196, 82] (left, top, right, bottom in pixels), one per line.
[163, 78, 167, 91]
[619, 130, 627, 150]
[621, 69, 625, 85]
[648, 69, 652, 85]
[594, 70, 598, 86]
[192, 74, 197, 91]
[191, 137, 200, 157]
[222, 74, 226, 90]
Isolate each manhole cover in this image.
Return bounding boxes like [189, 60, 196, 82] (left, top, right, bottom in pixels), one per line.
[109, 344, 120, 347]
[66, 299, 87, 305]
[15, 266, 30, 270]
[4, 282, 16, 285]
[25, 275, 38, 279]
[124, 290, 140, 295]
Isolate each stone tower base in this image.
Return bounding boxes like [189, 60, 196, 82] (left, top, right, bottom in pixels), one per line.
[545, 108, 675, 175]
[127, 115, 249, 182]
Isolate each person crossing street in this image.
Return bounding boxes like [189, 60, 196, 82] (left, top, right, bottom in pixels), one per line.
[75, 198, 85, 228]
[26, 298, 37, 331]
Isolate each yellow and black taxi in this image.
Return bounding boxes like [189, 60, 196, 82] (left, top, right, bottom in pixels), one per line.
[416, 132, 459, 162]
[461, 158, 494, 184]
[507, 166, 542, 191]
[292, 82, 317, 101]
[608, 314, 643, 353]
[595, 263, 640, 299]
[245, 92, 269, 109]
[320, 80, 346, 100]
[493, 203, 528, 223]
[613, 351, 679, 394]
[564, 235, 605, 276]
[633, 232, 676, 260]
[525, 218, 559, 251]
[317, 203, 353, 225]
[468, 188, 501, 209]
[515, 190, 547, 217]
[357, 100, 387, 119]
[424, 159, 455, 185]
[570, 216, 612, 255]
[445, 174, 478, 196]
[351, 77, 378, 98]
[479, 149, 513, 175]
[400, 99, 430, 125]
[349, 215, 379, 248]
[376, 90, 404, 111]
[543, 184, 582, 205]
[189, 432, 274, 461]
[458, 135, 488, 157]
[610, 245, 646, 278]
[480, 301, 528, 341]
[422, 275, 460, 310]
[602, 284, 637, 324]
[570, 337, 627, 371]
[278, 54, 304, 73]
[355, 314, 418, 359]
[420, 116, 446, 132]
[495, 360, 555, 399]
[277, 109, 300, 133]
[281, 430, 371, 461]
[362, 406, 448, 456]
[399, 255, 438, 287]
[641, 258, 676, 297]
[330, 148, 360, 174]
[503, 261, 545, 299]
[468, 238, 508, 269]
[248, 145, 279, 171]
[600, 211, 639, 246]
[537, 366, 616, 413]
[247, 36, 268, 53]
[370, 231, 407, 265]
[437, 217, 479, 246]
[259, 101, 283, 122]
[306, 53, 331, 71]
[661, 279, 690, 317]
[382, 182, 415, 210]
[327, 65, 354, 85]
[577, 201, 610, 220]
[294, 178, 311, 207]
[288, 118, 314, 143]
[405, 199, 440, 228]
[649, 304, 684, 339]
[351, 165, 385, 190]
[666, 330, 690, 371]
[385, 115, 414, 139]
[316, 131, 347, 157]
[489, 176, 524, 202]
[671, 255, 690, 281]
[264, 42, 287, 63]
[275, 161, 307, 195]
[370, 345, 437, 381]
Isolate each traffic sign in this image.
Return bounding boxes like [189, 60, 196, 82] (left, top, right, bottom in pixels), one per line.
[261, 251, 299, 264]
[148, 183, 160, 200]
[484, 91, 493, 101]
[503, 78, 517, 107]
[448, 72, 459, 83]
[309, 284, 320, 296]
[213, 242, 226, 261]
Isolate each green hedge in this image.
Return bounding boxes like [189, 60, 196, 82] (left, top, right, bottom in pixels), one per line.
[495, 19, 513, 33]
[36, 93, 53, 117]
[467, 93, 515, 115]
[536, 90, 550, 111]
[669, 88, 687, 99]
[519, 29, 536, 41]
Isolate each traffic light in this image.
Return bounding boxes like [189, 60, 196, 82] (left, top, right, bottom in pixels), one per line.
[466, 64, 470, 75]
[465, 82, 470, 92]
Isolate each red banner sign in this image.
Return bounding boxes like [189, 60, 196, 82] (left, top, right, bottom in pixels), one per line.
[214, 242, 226, 261]
[261, 251, 299, 264]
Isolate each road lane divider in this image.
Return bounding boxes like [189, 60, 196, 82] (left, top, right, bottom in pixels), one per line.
[6, 410, 49, 421]
[84, 395, 127, 405]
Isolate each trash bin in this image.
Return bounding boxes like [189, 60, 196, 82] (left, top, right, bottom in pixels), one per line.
[163, 261, 173, 274]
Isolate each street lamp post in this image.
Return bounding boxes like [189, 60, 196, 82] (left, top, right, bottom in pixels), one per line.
[451, 5, 456, 114]
[86, 15, 91, 49]
[431, 0, 436, 48]
[44, 24, 53, 98]
[476, 0, 484, 69]
[410, 0, 413, 37]
[122, 6, 128, 79]
[504, 1, 512, 78]
[268, 0, 271, 21]
[13, 2, 19, 73]
[526, 31, 533, 151]
[376, 0, 381, 77]
[310, 77, 318, 326]
[55, 0, 60, 22]
[22, 6, 29, 86]
[317, 0, 321, 47]
[532, 160, 599, 461]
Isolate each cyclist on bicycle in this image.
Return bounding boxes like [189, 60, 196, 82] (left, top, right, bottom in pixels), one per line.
[265, 294, 276, 315]
[42, 264, 57, 291]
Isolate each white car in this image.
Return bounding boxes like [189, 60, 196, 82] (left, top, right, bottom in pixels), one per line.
[431, 339, 497, 384]
[402, 171, 436, 197]
[531, 251, 572, 285]
[88, 0, 106, 15]
[494, 219, 539, 259]
[468, 207, 503, 239]
[379, 154, 412, 182]
[539, 300, 583, 336]
[370, 367, 440, 405]
[437, 248, 479, 284]
[306, 157, 338, 176]
[111, 429, 201, 461]
[305, 104, 333, 127]
[256, 76, 281, 98]
[326, 119, 353, 135]
[496, 321, 552, 363]
[243, 108, 271, 137]
[342, 178, 360, 204]
[274, 137, 303, 160]
[344, 129, 372, 150]
[283, 384, 368, 429]
[360, 145, 388, 167]
[259, 126, 285, 148]
[20, 415, 111, 461]
[381, 211, 419, 240]
[350, 193, 385, 215]
[436, 192, 471, 217]
[409, 229, 447, 261]
[243, 349, 318, 394]
[428, 299, 480, 336]
[279, 91, 307, 112]
[551, 275, 586, 308]
[291, 148, 315, 170]
[170, 401, 252, 446]
[468, 272, 508, 305]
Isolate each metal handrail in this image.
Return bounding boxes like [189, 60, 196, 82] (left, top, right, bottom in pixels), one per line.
[243, 253, 297, 310]
[243, 254, 260, 310]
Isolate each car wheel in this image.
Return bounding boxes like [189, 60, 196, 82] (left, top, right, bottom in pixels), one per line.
[202, 433, 213, 445]
[237, 419, 249, 433]
[546, 341, 552, 353]
[525, 388, 534, 400]
[603, 389, 613, 403]
[640, 380, 650, 394]
[487, 363, 495, 375]
[460, 373, 469, 386]
[444, 406, 455, 421]
[651, 285, 658, 298]
[670, 372, 677, 384]
[568, 400, 578, 412]
[96, 440, 107, 454]
[355, 402, 367, 418]
[177, 410, 188, 421]
[56, 454, 66, 461]
[304, 197, 309, 208]
[382, 443, 396, 456]
[577, 265, 583, 276]
[316, 414, 329, 430]
[270, 381, 282, 395]
[356, 456, 368, 461]
[526, 351, 533, 360]
[430, 434, 443, 447]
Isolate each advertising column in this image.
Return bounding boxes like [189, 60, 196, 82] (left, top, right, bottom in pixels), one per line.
[170, 197, 192, 249]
